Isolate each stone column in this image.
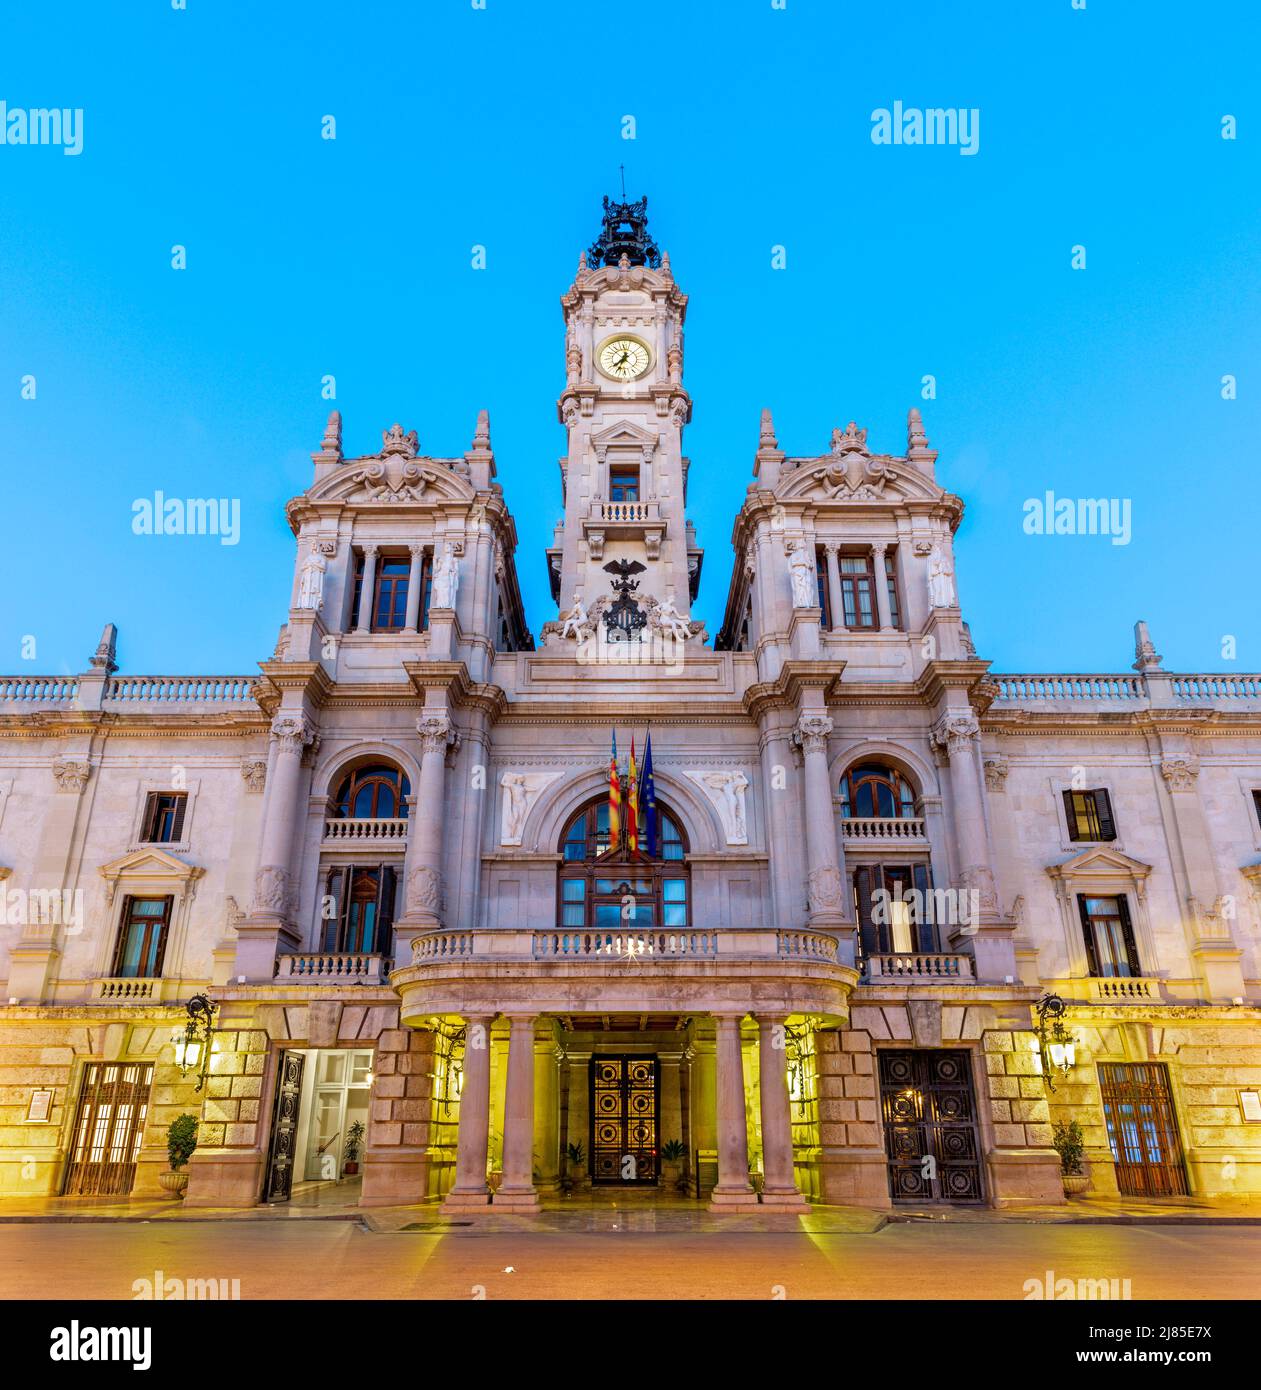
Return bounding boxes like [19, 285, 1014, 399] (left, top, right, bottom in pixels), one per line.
[392, 709, 452, 966]
[236, 712, 313, 978]
[534, 1038, 562, 1192]
[709, 1014, 757, 1210]
[824, 543, 844, 632]
[932, 710, 1011, 978]
[404, 543, 425, 632]
[443, 1015, 494, 1210]
[354, 544, 378, 633]
[793, 711, 848, 939]
[564, 1051, 591, 1189]
[497, 1015, 541, 1211]
[756, 1015, 810, 1210]
[872, 543, 893, 631]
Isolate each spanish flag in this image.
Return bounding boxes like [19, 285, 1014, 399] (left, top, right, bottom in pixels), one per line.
[627, 737, 640, 852]
[608, 731, 621, 846]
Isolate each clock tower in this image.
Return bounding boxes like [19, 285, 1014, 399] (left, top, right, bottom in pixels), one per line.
[545, 196, 704, 645]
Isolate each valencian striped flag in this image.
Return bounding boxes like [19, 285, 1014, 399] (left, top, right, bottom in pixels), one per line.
[608, 731, 621, 846]
[627, 737, 640, 852]
[641, 732, 658, 857]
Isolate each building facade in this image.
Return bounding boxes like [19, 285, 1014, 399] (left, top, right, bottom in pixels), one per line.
[2, 199, 1260, 1213]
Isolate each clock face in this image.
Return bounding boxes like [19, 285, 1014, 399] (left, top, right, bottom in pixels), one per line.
[597, 337, 651, 381]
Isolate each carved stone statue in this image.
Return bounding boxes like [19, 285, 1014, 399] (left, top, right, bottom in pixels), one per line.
[296, 544, 327, 611]
[927, 545, 956, 608]
[431, 544, 460, 609]
[788, 543, 817, 609]
[499, 771, 562, 846]
[645, 593, 692, 642]
[703, 770, 749, 843]
[559, 596, 590, 642]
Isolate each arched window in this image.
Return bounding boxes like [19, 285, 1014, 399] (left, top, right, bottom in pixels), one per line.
[839, 761, 917, 819]
[557, 798, 688, 935]
[331, 764, 411, 820]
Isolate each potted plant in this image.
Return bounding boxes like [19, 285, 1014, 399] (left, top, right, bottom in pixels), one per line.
[1053, 1119, 1089, 1196]
[660, 1138, 686, 1190]
[343, 1120, 365, 1176]
[160, 1113, 198, 1197]
[562, 1141, 585, 1191]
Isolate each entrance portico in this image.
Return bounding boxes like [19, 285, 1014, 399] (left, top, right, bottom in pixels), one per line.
[393, 928, 854, 1213]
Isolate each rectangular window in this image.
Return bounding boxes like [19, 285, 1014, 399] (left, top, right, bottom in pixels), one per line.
[815, 549, 831, 628]
[1254, 789, 1261, 829]
[884, 550, 901, 629]
[839, 553, 877, 629]
[141, 792, 186, 844]
[1063, 788, 1117, 842]
[1077, 894, 1141, 977]
[609, 467, 640, 502]
[112, 896, 172, 978]
[373, 556, 411, 632]
[322, 865, 398, 955]
[853, 863, 937, 958]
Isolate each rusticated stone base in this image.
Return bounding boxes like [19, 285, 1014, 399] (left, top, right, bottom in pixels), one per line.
[985, 1149, 1066, 1206]
[183, 1148, 265, 1207]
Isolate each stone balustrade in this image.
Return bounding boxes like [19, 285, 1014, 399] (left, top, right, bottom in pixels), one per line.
[91, 976, 161, 1001]
[104, 675, 256, 703]
[0, 676, 79, 703]
[596, 499, 653, 523]
[992, 671, 1261, 709]
[864, 951, 974, 981]
[777, 930, 839, 961]
[841, 816, 927, 843]
[274, 952, 388, 984]
[1084, 975, 1162, 1003]
[323, 817, 409, 844]
[533, 929, 719, 959]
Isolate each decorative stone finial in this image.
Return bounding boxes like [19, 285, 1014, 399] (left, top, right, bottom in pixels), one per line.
[908, 407, 929, 453]
[1133, 620, 1163, 673]
[831, 422, 868, 455]
[381, 423, 419, 458]
[321, 409, 342, 455]
[472, 409, 491, 451]
[661, 250, 672, 279]
[90, 622, 118, 674]
[759, 408, 778, 450]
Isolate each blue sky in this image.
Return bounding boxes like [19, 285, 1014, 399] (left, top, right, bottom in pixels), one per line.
[1, 0, 1257, 676]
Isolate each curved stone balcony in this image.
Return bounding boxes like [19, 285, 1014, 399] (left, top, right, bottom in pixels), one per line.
[322, 817, 409, 844]
[393, 925, 857, 1024]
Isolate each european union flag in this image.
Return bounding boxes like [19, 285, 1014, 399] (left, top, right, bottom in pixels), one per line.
[641, 733, 658, 857]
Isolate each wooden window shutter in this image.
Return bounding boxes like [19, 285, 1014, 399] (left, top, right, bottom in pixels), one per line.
[1116, 894, 1141, 975]
[322, 868, 345, 953]
[854, 865, 881, 959]
[377, 865, 398, 957]
[911, 862, 937, 953]
[1076, 894, 1101, 976]
[170, 795, 187, 842]
[1062, 789, 1082, 842]
[1094, 789, 1116, 842]
[151, 897, 173, 976]
[112, 895, 134, 975]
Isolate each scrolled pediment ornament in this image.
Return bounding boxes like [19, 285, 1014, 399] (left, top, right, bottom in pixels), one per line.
[350, 457, 428, 503]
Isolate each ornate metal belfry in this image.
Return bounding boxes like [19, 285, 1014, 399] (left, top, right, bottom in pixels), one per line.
[588, 194, 662, 269]
[602, 558, 648, 643]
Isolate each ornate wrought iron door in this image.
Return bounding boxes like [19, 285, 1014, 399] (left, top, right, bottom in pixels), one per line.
[262, 1050, 305, 1202]
[590, 1055, 659, 1184]
[62, 1062, 154, 1196]
[1098, 1062, 1189, 1197]
[879, 1049, 985, 1203]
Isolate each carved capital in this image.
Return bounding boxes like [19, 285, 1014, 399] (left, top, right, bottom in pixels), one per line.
[52, 758, 91, 794]
[417, 712, 454, 756]
[1160, 756, 1199, 791]
[270, 713, 315, 752]
[240, 758, 267, 793]
[983, 756, 1010, 792]
[792, 713, 834, 756]
[931, 711, 980, 758]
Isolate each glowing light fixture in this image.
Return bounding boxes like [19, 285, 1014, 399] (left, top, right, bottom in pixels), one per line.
[173, 993, 218, 1093]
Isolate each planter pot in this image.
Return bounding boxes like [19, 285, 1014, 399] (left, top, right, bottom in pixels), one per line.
[660, 1160, 684, 1190]
[158, 1171, 189, 1199]
[1062, 1173, 1089, 1197]
[343, 1161, 359, 1176]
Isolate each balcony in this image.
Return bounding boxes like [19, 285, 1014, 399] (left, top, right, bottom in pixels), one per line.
[322, 817, 409, 845]
[582, 497, 665, 560]
[91, 976, 164, 1002]
[274, 952, 389, 984]
[1049, 975, 1165, 1004]
[863, 952, 974, 982]
[841, 817, 928, 845]
[394, 926, 857, 1023]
